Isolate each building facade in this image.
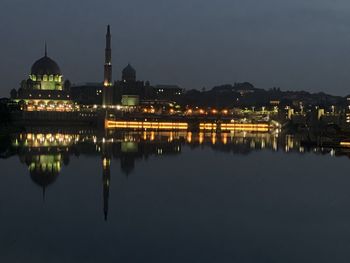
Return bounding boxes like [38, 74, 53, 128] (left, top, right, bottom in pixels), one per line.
[10, 45, 73, 111]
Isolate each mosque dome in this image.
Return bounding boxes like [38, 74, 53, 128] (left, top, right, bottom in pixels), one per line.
[123, 64, 136, 74]
[31, 55, 61, 76]
[122, 63, 136, 82]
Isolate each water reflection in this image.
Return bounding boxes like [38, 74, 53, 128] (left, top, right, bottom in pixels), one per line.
[0, 129, 348, 221]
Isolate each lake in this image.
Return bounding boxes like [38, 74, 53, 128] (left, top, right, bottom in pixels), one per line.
[1, 129, 350, 262]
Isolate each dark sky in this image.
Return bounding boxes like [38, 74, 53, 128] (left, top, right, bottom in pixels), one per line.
[1, 0, 350, 97]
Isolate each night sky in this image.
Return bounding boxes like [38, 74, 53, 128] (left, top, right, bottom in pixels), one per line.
[1, 0, 350, 97]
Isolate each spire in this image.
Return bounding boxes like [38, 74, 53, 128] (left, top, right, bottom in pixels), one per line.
[44, 42, 47, 57]
[103, 24, 113, 106]
[105, 25, 111, 51]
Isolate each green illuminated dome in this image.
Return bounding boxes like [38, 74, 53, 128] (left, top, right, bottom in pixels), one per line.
[31, 55, 61, 76]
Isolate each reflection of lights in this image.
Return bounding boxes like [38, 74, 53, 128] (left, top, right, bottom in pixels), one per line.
[285, 135, 294, 152]
[187, 132, 192, 143]
[103, 158, 110, 168]
[199, 133, 204, 144]
[211, 133, 216, 144]
[20, 133, 78, 148]
[340, 142, 350, 147]
[15, 130, 288, 161]
[273, 140, 278, 151]
[169, 132, 173, 142]
[250, 141, 256, 149]
[222, 133, 228, 144]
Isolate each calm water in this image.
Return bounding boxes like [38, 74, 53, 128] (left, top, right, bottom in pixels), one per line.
[1, 129, 350, 262]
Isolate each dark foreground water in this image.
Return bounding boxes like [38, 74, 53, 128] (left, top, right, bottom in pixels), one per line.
[1, 129, 350, 262]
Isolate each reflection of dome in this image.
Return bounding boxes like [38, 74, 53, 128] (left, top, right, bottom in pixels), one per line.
[120, 155, 135, 175]
[29, 166, 59, 188]
[31, 56, 61, 76]
[27, 155, 62, 188]
[122, 63, 136, 82]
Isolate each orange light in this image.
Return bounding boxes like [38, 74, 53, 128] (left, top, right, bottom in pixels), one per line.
[106, 120, 188, 130]
[340, 142, 350, 147]
[187, 132, 192, 143]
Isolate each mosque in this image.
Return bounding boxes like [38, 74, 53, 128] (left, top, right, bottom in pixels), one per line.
[10, 25, 183, 111]
[10, 45, 73, 111]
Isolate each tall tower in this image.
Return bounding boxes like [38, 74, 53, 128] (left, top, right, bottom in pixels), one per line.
[103, 25, 113, 107]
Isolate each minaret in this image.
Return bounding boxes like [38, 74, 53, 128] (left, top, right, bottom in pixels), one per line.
[103, 25, 113, 107]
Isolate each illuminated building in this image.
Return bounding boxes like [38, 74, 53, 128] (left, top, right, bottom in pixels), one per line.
[10, 45, 73, 111]
[114, 66, 183, 106]
[114, 64, 152, 106]
[102, 25, 114, 107]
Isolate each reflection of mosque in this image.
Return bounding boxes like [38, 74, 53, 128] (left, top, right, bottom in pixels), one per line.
[1, 129, 347, 220]
[15, 133, 73, 198]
